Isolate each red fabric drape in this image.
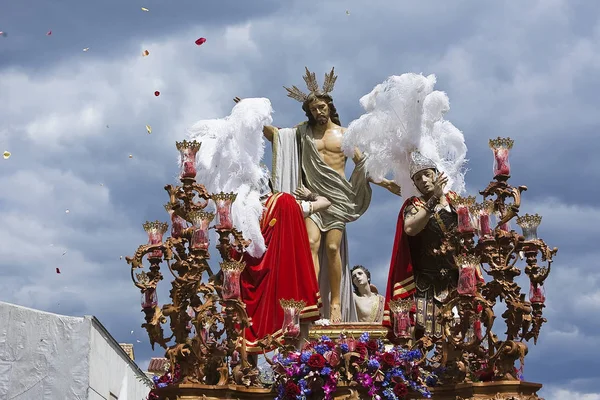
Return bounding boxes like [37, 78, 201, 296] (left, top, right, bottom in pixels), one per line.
[383, 198, 417, 327]
[239, 193, 321, 351]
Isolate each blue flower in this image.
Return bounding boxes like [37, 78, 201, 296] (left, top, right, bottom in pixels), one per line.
[321, 366, 332, 376]
[320, 335, 331, 342]
[300, 351, 312, 363]
[382, 388, 398, 400]
[359, 332, 370, 343]
[400, 349, 422, 361]
[314, 344, 329, 355]
[340, 343, 349, 353]
[152, 376, 160, 384]
[367, 358, 380, 370]
[157, 383, 167, 388]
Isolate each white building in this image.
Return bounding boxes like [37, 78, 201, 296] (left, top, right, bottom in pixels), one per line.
[0, 301, 152, 399]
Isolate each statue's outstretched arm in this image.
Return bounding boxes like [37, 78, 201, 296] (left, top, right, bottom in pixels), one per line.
[263, 126, 276, 143]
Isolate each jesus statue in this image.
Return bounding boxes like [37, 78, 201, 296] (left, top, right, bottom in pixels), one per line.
[236, 67, 400, 322]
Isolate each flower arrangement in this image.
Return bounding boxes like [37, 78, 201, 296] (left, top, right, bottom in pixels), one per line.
[147, 363, 181, 400]
[272, 333, 435, 400]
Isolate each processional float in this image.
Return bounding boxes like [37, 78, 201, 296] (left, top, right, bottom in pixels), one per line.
[127, 135, 556, 399]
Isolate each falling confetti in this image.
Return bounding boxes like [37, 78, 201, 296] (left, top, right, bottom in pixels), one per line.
[136, 340, 141, 343]
[128, 154, 133, 159]
[0, 31, 4, 37]
[56, 268, 61, 274]
[130, 330, 134, 334]
[141, 7, 149, 11]
[119, 256, 123, 259]
[146, 124, 152, 134]
[83, 47, 89, 52]
[106, 125, 109, 128]
[142, 49, 149, 57]
[46, 30, 52, 36]
[65, 209, 70, 214]
[346, 10, 350, 15]
[100, 183, 104, 186]
[154, 91, 160, 97]
[3, 151, 10, 159]
[195, 37, 207, 46]
[62, 250, 67, 256]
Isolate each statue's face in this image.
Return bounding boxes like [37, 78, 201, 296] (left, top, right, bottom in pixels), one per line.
[308, 98, 330, 125]
[412, 168, 436, 196]
[351, 268, 369, 287]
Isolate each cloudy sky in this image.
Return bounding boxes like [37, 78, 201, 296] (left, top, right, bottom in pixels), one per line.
[1, 0, 598, 398]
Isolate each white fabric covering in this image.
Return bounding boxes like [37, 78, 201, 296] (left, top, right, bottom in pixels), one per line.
[0, 301, 150, 400]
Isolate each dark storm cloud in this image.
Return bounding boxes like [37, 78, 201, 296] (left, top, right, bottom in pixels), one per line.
[0, 0, 281, 70]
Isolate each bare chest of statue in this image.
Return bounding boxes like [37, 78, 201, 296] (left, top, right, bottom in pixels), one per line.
[312, 128, 346, 177]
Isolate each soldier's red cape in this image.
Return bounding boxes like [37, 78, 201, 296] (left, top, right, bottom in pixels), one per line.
[383, 197, 417, 326]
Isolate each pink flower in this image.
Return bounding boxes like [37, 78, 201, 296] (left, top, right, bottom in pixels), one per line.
[324, 350, 341, 367]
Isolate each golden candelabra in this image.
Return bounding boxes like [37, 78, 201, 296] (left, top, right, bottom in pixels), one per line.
[126, 141, 270, 399]
[407, 137, 558, 393]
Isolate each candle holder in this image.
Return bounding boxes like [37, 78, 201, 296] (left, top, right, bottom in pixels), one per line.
[529, 282, 546, 305]
[127, 141, 256, 395]
[143, 221, 169, 259]
[489, 137, 514, 178]
[455, 254, 480, 296]
[164, 204, 187, 239]
[454, 196, 476, 233]
[389, 298, 414, 339]
[517, 214, 542, 241]
[279, 299, 305, 339]
[188, 211, 214, 251]
[142, 287, 158, 309]
[212, 192, 236, 230]
[470, 200, 493, 238]
[176, 140, 201, 180]
[220, 260, 245, 300]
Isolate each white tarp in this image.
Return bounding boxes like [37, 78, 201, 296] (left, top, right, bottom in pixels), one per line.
[0, 301, 90, 399]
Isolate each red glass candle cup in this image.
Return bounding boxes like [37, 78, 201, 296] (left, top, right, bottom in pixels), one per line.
[212, 192, 237, 230]
[176, 140, 201, 180]
[164, 204, 187, 239]
[221, 261, 245, 300]
[479, 213, 492, 236]
[489, 137, 514, 178]
[188, 211, 214, 250]
[141, 288, 158, 309]
[143, 221, 168, 258]
[529, 282, 546, 304]
[280, 299, 305, 339]
[455, 255, 480, 296]
[454, 196, 476, 233]
[470, 201, 493, 238]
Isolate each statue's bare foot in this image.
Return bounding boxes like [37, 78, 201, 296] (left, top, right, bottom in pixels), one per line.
[330, 304, 342, 323]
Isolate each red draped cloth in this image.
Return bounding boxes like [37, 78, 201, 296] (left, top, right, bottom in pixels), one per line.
[240, 192, 321, 352]
[383, 198, 417, 327]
